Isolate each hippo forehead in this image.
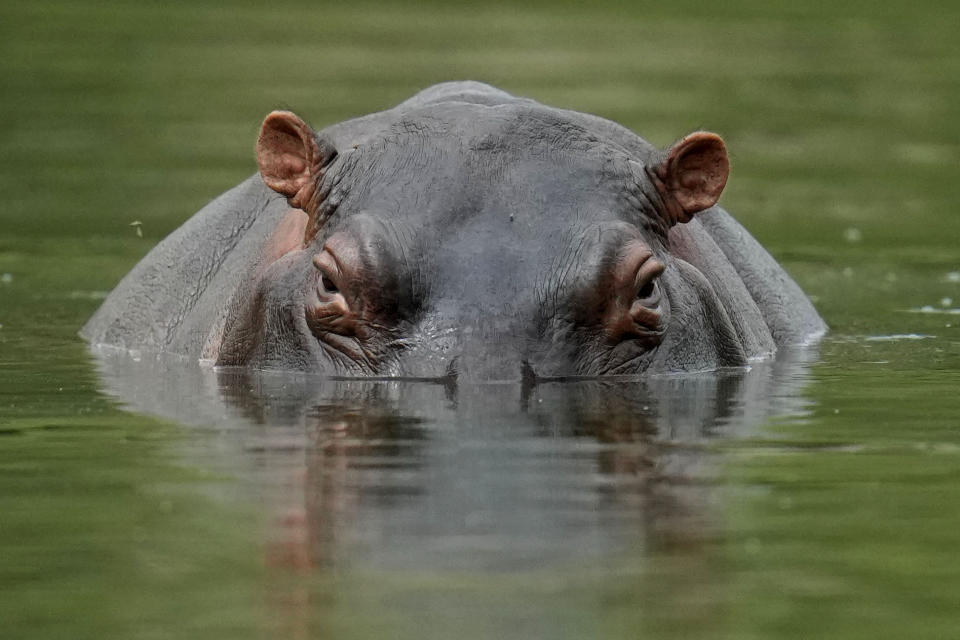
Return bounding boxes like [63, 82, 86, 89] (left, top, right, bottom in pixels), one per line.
[319, 104, 666, 308]
[327, 101, 657, 164]
[332, 106, 642, 202]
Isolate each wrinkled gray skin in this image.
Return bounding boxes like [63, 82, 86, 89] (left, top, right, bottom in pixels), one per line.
[83, 82, 825, 381]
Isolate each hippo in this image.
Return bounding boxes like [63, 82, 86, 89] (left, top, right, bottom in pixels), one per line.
[82, 81, 825, 381]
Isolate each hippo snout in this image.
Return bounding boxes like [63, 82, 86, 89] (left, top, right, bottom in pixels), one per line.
[390, 317, 531, 382]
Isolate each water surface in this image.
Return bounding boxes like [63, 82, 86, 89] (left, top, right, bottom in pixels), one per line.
[2, 1, 960, 638]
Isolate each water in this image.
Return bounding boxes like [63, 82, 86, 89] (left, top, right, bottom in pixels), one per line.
[3, 1, 960, 638]
[90, 346, 817, 571]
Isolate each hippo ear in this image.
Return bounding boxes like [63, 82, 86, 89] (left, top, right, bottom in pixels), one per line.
[651, 132, 729, 225]
[256, 111, 337, 212]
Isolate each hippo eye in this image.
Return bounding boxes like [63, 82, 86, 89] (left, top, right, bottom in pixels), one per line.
[313, 252, 343, 297]
[308, 251, 356, 338]
[637, 280, 656, 300]
[634, 259, 664, 307]
[602, 245, 667, 343]
[321, 274, 339, 294]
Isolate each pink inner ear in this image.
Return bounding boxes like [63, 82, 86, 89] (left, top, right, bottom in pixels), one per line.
[666, 132, 729, 215]
[257, 111, 315, 197]
[278, 153, 307, 176]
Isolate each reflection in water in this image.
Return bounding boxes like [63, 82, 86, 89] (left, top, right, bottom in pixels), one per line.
[90, 346, 818, 635]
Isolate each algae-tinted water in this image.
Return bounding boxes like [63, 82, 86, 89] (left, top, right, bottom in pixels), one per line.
[2, 1, 960, 638]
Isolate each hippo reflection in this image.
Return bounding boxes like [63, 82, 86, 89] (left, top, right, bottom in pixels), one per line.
[82, 82, 824, 380]
[90, 344, 818, 570]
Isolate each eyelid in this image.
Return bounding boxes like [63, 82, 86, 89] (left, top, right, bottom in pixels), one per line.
[636, 258, 665, 286]
[613, 242, 653, 284]
[312, 249, 342, 280]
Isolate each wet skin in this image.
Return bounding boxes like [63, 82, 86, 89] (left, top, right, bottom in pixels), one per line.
[82, 82, 825, 381]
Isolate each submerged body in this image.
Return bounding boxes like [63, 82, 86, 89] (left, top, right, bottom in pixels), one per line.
[82, 82, 825, 380]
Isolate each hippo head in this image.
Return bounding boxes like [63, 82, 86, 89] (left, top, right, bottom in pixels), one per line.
[217, 102, 739, 381]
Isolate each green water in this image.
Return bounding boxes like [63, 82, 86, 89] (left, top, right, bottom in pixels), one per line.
[2, 1, 960, 638]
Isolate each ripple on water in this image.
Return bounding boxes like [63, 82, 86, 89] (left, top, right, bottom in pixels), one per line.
[907, 306, 960, 315]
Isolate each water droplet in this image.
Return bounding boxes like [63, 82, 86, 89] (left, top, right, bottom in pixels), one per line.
[843, 227, 862, 243]
[1, 273, 12, 284]
[941, 297, 953, 307]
